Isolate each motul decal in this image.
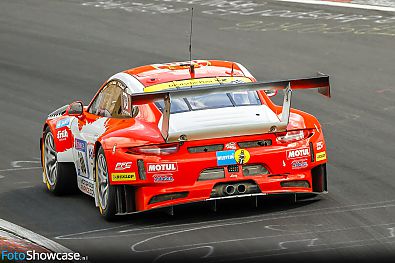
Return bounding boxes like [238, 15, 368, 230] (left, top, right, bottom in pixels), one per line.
[147, 163, 178, 173]
[286, 147, 310, 159]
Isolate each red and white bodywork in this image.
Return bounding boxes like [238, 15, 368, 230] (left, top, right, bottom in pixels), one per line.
[40, 60, 330, 216]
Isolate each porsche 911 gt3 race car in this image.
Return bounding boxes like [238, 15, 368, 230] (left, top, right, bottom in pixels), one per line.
[40, 60, 330, 220]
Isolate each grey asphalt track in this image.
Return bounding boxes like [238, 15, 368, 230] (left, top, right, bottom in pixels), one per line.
[1, 0, 395, 262]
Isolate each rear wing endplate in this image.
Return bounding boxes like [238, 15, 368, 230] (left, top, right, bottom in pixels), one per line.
[131, 74, 330, 142]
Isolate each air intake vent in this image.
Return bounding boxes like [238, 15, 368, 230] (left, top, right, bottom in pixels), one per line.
[198, 168, 225, 181]
[149, 192, 188, 204]
[137, 159, 146, 180]
[188, 144, 223, 153]
[242, 164, 269, 176]
[281, 180, 310, 188]
[238, 139, 272, 148]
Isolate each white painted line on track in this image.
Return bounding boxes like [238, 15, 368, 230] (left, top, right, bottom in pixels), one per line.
[55, 199, 395, 240]
[276, 0, 395, 12]
[0, 218, 73, 253]
[11, 160, 40, 168]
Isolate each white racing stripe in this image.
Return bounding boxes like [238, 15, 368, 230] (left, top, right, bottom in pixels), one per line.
[276, 0, 395, 12]
[0, 218, 73, 253]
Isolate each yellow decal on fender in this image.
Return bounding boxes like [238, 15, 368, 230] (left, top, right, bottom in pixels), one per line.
[316, 152, 327, 162]
[235, 149, 251, 164]
[144, 77, 252, 92]
[111, 172, 136, 182]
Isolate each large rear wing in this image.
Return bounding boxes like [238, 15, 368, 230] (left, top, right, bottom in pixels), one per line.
[131, 74, 330, 142]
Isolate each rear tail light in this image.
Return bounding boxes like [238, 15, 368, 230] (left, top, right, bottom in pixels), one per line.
[276, 129, 312, 144]
[128, 143, 179, 155]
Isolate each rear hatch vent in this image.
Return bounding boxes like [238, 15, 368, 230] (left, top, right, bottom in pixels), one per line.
[238, 139, 272, 148]
[188, 144, 224, 153]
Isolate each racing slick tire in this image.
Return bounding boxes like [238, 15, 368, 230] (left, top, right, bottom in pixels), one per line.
[42, 126, 77, 195]
[95, 147, 117, 221]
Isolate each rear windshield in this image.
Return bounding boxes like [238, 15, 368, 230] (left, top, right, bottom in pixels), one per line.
[155, 91, 261, 113]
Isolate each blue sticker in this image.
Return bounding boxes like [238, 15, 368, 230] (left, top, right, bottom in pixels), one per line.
[56, 118, 70, 129]
[75, 138, 87, 152]
[216, 150, 236, 166]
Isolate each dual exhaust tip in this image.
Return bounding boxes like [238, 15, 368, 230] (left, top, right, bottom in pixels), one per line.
[224, 184, 247, 195]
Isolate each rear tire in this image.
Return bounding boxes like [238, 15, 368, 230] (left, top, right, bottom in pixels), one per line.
[42, 126, 77, 195]
[95, 147, 117, 221]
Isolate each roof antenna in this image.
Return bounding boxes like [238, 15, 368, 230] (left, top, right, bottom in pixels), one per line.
[231, 63, 234, 76]
[189, 7, 195, 75]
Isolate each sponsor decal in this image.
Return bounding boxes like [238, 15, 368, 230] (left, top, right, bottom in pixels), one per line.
[225, 142, 237, 150]
[77, 152, 87, 175]
[216, 150, 236, 166]
[87, 144, 95, 172]
[147, 162, 178, 173]
[145, 77, 252, 92]
[291, 159, 308, 169]
[153, 174, 174, 183]
[115, 162, 133, 171]
[316, 141, 324, 151]
[75, 138, 87, 152]
[80, 178, 94, 196]
[111, 172, 136, 182]
[316, 151, 327, 162]
[287, 147, 310, 159]
[56, 118, 70, 129]
[57, 130, 68, 141]
[235, 149, 250, 164]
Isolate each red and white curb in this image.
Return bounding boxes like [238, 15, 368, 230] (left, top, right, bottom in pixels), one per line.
[276, 0, 395, 11]
[0, 218, 73, 254]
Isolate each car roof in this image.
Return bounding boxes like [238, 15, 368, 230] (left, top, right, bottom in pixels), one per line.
[123, 60, 249, 89]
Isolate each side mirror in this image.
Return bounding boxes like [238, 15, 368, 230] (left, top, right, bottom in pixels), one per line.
[68, 101, 84, 116]
[264, 90, 277, 97]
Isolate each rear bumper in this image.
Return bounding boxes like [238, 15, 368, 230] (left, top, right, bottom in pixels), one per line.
[107, 131, 328, 214]
[131, 163, 327, 212]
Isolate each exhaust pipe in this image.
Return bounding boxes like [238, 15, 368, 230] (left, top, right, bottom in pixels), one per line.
[237, 184, 247, 194]
[224, 185, 236, 195]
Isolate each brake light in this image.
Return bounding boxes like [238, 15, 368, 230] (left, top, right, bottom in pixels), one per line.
[128, 143, 179, 155]
[276, 130, 312, 144]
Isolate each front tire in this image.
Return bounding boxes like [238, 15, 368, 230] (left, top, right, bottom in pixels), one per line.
[42, 126, 77, 195]
[95, 147, 116, 220]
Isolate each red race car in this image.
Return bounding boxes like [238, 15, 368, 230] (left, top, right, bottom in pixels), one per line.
[40, 60, 330, 220]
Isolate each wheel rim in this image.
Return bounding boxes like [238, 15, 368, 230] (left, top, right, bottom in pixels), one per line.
[44, 132, 57, 186]
[97, 153, 109, 210]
